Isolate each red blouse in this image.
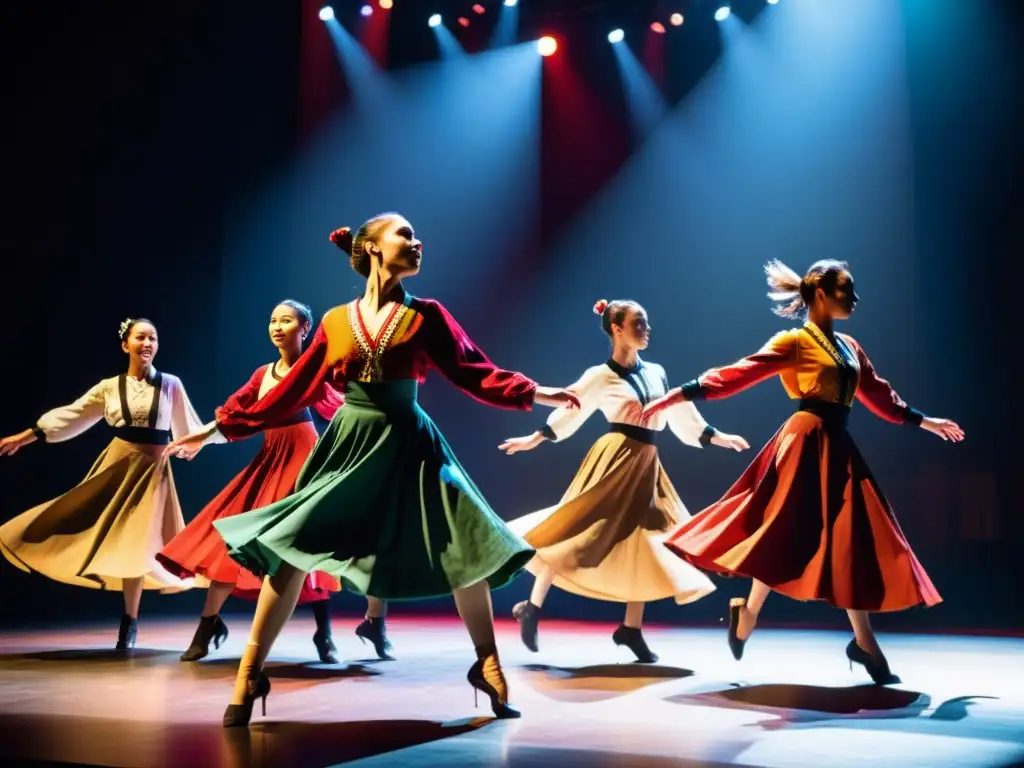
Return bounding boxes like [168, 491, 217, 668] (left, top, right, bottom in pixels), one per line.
[215, 293, 537, 440]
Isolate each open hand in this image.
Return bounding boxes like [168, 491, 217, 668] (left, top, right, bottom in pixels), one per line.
[712, 432, 750, 452]
[0, 429, 37, 457]
[498, 432, 544, 455]
[921, 417, 964, 442]
[162, 431, 210, 462]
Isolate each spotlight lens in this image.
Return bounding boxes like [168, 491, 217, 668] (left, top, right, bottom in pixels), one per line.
[670, 13, 684, 26]
[537, 36, 557, 56]
[608, 28, 624, 43]
[651, 22, 666, 34]
[318, 6, 334, 21]
[428, 13, 442, 27]
[504, 0, 518, 6]
[473, 3, 486, 13]
[379, 0, 393, 8]
[361, 4, 372, 16]
[767, 0, 779, 4]
[714, 6, 731, 21]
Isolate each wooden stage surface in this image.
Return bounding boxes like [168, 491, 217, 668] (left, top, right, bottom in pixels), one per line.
[0, 616, 1021, 767]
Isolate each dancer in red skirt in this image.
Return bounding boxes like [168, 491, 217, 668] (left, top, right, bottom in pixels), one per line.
[157, 300, 392, 664]
[642, 260, 964, 684]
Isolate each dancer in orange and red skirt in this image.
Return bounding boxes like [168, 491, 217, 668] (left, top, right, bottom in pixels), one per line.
[642, 259, 964, 684]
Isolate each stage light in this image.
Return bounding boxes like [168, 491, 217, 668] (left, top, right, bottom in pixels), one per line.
[715, 6, 731, 21]
[504, 0, 518, 6]
[767, 0, 780, 4]
[361, 4, 373, 16]
[380, 0, 393, 8]
[319, 6, 334, 21]
[650, 22, 665, 34]
[670, 13, 684, 26]
[473, 3, 485, 13]
[608, 28, 624, 43]
[537, 36, 557, 56]
[457, 17, 470, 27]
[428, 14, 442, 27]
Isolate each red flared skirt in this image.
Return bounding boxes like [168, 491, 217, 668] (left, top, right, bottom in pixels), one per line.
[157, 422, 340, 604]
[664, 410, 941, 612]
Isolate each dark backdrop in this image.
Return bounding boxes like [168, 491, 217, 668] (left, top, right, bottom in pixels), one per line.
[2, 0, 1021, 634]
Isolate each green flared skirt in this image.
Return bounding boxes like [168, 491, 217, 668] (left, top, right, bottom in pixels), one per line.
[214, 380, 534, 600]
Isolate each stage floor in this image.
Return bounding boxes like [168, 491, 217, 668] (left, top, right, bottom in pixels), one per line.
[0, 616, 1021, 767]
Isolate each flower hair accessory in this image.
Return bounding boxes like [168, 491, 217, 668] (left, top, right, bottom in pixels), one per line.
[329, 226, 352, 248]
[593, 299, 609, 316]
[118, 318, 134, 339]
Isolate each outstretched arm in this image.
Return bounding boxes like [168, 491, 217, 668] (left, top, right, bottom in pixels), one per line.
[643, 330, 800, 420]
[0, 382, 106, 456]
[420, 298, 538, 411]
[848, 336, 964, 441]
[663, 400, 749, 452]
[214, 324, 333, 440]
[499, 366, 604, 454]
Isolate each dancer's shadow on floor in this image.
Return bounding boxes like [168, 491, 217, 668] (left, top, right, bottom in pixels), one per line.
[668, 683, 932, 727]
[0, 648, 179, 670]
[182, 656, 382, 684]
[521, 663, 694, 703]
[0, 712, 494, 768]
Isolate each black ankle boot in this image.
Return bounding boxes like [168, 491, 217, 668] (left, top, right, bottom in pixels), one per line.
[512, 600, 541, 652]
[180, 615, 229, 662]
[846, 639, 901, 685]
[310, 600, 339, 663]
[612, 625, 658, 663]
[355, 616, 393, 660]
[115, 614, 137, 650]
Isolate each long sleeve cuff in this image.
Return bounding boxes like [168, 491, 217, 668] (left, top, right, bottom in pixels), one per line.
[698, 425, 716, 447]
[680, 379, 706, 400]
[540, 424, 557, 441]
[901, 406, 924, 427]
[31, 424, 45, 441]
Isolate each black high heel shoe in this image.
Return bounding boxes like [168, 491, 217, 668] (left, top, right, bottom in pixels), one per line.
[846, 639, 901, 685]
[727, 598, 748, 661]
[180, 615, 229, 662]
[115, 614, 137, 650]
[355, 617, 393, 660]
[222, 672, 271, 728]
[612, 625, 658, 663]
[312, 631, 339, 664]
[512, 600, 541, 652]
[467, 654, 520, 719]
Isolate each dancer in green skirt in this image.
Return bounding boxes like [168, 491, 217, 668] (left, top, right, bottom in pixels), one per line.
[167, 212, 580, 725]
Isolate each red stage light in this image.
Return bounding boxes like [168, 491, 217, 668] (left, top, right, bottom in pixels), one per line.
[472, 3, 485, 13]
[651, 22, 666, 33]
[458, 17, 470, 27]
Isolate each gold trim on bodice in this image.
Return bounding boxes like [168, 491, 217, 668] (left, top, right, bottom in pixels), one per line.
[802, 322, 859, 406]
[348, 301, 410, 382]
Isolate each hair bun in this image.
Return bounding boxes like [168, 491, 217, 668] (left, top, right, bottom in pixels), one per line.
[593, 299, 609, 316]
[329, 226, 353, 254]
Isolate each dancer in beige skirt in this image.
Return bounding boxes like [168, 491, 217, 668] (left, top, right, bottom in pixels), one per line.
[499, 299, 749, 662]
[0, 317, 215, 649]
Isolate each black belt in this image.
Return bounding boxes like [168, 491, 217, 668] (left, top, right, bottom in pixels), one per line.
[798, 399, 850, 430]
[608, 423, 658, 445]
[111, 426, 171, 445]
